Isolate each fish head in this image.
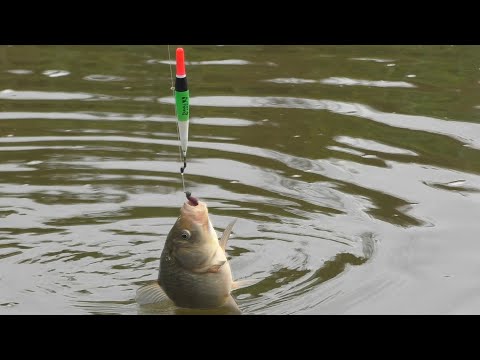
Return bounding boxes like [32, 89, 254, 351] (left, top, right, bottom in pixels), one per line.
[166, 200, 220, 270]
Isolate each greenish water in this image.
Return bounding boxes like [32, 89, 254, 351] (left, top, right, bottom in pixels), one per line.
[1, 45, 479, 314]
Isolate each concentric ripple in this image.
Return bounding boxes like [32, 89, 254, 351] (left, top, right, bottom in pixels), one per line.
[1, 45, 480, 315]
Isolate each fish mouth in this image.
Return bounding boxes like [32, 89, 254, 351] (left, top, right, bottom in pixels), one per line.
[180, 200, 209, 227]
[178, 200, 218, 247]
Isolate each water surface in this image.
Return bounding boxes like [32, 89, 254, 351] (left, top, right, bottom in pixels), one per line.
[1, 45, 479, 314]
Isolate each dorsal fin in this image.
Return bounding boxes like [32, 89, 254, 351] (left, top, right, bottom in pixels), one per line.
[219, 219, 237, 251]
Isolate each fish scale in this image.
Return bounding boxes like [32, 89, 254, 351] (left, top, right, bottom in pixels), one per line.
[136, 200, 242, 313]
[159, 249, 233, 308]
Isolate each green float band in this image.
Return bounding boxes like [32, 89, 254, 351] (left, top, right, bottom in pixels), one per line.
[175, 90, 190, 121]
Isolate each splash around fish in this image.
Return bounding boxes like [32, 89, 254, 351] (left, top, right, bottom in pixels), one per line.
[136, 192, 253, 315]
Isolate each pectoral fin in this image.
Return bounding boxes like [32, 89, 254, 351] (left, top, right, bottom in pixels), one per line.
[191, 245, 229, 274]
[207, 261, 226, 273]
[136, 282, 170, 305]
[219, 219, 237, 251]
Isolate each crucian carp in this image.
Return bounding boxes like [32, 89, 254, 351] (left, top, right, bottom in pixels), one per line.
[136, 193, 250, 314]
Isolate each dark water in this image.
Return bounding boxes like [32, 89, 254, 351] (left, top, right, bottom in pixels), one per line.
[1, 45, 479, 314]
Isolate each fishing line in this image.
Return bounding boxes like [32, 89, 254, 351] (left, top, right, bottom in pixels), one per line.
[168, 44, 187, 194]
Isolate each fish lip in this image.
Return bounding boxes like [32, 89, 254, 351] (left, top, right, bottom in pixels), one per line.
[181, 201, 209, 226]
[182, 200, 207, 211]
[186, 192, 199, 206]
[185, 200, 198, 207]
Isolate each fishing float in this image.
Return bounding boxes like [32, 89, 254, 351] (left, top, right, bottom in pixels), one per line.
[175, 47, 189, 166]
[173, 47, 194, 200]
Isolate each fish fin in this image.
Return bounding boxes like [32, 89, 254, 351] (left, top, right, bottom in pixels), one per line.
[222, 295, 242, 315]
[206, 261, 226, 273]
[219, 219, 237, 251]
[232, 278, 257, 290]
[192, 247, 228, 273]
[136, 282, 170, 305]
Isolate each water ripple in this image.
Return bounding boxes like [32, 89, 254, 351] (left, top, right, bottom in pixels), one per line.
[0, 112, 254, 126]
[2, 45, 480, 315]
[150, 59, 252, 66]
[350, 57, 395, 63]
[83, 74, 126, 82]
[159, 95, 480, 149]
[42, 70, 70, 78]
[334, 136, 419, 156]
[319, 77, 416, 88]
[0, 90, 93, 100]
[6, 69, 34, 75]
[265, 77, 415, 88]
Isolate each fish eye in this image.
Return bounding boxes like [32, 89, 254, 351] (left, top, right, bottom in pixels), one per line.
[180, 230, 191, 240]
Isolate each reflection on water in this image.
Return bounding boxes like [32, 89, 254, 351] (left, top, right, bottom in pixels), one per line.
[1, 45, 480, 314]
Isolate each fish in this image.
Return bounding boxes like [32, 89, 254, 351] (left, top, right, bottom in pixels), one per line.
[136, 194, 252, 314]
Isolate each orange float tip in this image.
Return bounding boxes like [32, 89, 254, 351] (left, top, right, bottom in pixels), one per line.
[176, 48, 186, 77]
